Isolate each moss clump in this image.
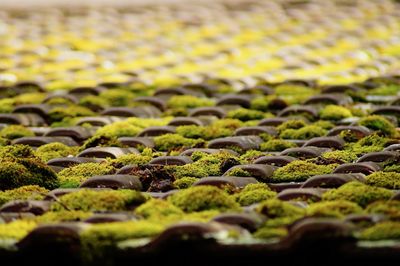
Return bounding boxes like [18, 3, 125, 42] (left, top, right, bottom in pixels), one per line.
[346, 134, 390, 155]
[135, 199, 184, 219]
[0, 158, 59, 190]
[0, 185, 48, 206]
[256, 199, 305, 218]
[226, 108, 270, 122]
[319, 105, 352, 121]
[176, 125, 232, 140]
[277, 119, 307, 133]
[173, 177, 198, 189]
[275, 85, 316, 104]
[239, 150, 265, 163]
[312, 120, 335, 130]
[79, 95, 108, 110]
[35, 142, 78, 162]
[51, 189, 147, 212]
[95, 121, 142, 138]
[167, 95, 214, 109]
[370, 84, 400, 96]
[226, 167, 252, 177]
[321, 150, 358, 163]
[279, 125, 327, 140]
[57, 162, 115, 188]
[233, 183, 277, 206]
[0, 144, 35, 159]
[306, 200, 363, 218]
[359, 115, 397, 137]
[0, 125, 34, 140]
[109, 153, 152, 168]
[253, 227, 288, 240]
[260, 139, 297, 152]
[358, 222, 400, 241]
[271, 160, 335, 182]
[35, 210, 92, 223]
[168, 185, 240, 213]
[365, 171, 400, 189]
[211, 119, 244, 131]
[99, 89, 135, 106]
[48, 105, 95, 122]
[0, 220, 37, 241]
[366, 201, 400, 220]
[322, 182, 394, 207]
[79, 134, 123, 151]
[154, 133, 204, 152]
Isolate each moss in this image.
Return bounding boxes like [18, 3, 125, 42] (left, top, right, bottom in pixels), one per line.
[13, 92, 46, 105]
[167, 95, 214, 109]
[79, 95, 108, 110]
[256, 199, 305, 226]
[154, 133, 204, 152]
[99, 89, 135, 106]
[0, 220, 37, 241]
[359, 115, 397, 137]
[57, 162, 115, 188]
[80, 134, 124, 151]
[346, 134, 390, 155]
[239, 150, 265, 163]
[35, 210, 92, 223]
[0, 185, 48, 206]
[271, 160, 335, 182]
[173, 177, 198, 189]
[95, 121, 142, 138]
[176, 125, 232, 140]
[233, 183, 277, 206]
[370, 84, 400, 96]
[226, 108, 269, 121]
[0, 98, 15, 113]
[211, 119, 244, 131]
[48, 105, 95, 122]
[0, 145, 35, 158]
[0, 158, 58, 190]
[135, 199, 184, 219]
[125, 117, 171, 128]
[253, 227, 288, 240]
[365, 171, 400, 189]
[250, 96, 279, 112]
[358, 222, 400, 240]
[366, 200, 400, 220]
[226, 167, 253, 177]
[321, 150, 358, 163]
[51, 189, 147, 212]
[322, 182, 394, 207]
[260, 139, 297, 152]
[0, 125, 34, 140]
[306, 200, 363, 218]
[168, 185, 240, 213]
[277, 119, 306, 133]
[81, 220, 164, 262]
[279, 125, 327, 140]
[109, 153, 152, 168]
[50, 117, 81, 128]
[319, 105, 352, 121]
[312, 120, 335, 130]
[35, 142, 78, 162]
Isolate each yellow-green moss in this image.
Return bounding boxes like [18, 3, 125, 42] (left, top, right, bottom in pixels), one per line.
[173, 177, 198, 189]
[154, 133, 204, 152]
[370, 84, 400, 96]
[79, 134, 124, 151]
[275, 85, 317, 104]
[227, 108, 271, 122]
[0, 144, 35, 159]
[0, 125, 34, 140]
[99, 89, 135, 107]
[79, 95, 108, 109]
[346, 134, 390, 155]
[109, 153, 152, 168]
[51, 189, 147, 212]
[253, 227, 288, 240]
[250, 96, 279, 112]
[0, 185, 48, 206]
[176, 125, 232, 140]
[35, 210, 92, 223]
[366, 200, 400, 220]
[322, 182, 394, 207]
[260, 139, 297, 152]
[0, 220, 37, 241]
[312, 120, 335, 130]
[271, 160, 335, 182]
[365, 171, 400, 189]
[95, 121, 142, 138]
[0, 98, 15, 113]
[13, 92, 46, 105]
[135, 199, 184, 219]
[279, 125, 327, 140]
[277, 120, 307, 133]
[48, 105, 95, 122]
[35, 142, 78, 162]
[358, 222, 400, 240]
[359, 115, 397, 137]
[57, 162, 115, 188]
[233, 183, 277, 206]
[256, 199, 305, 218]
[211, 119, 244, 131]
[167, 95, 214, 109]
[321, 150, 358, 163]
[239, 150, 265, 163]
[306, 200, 363, 218]
[168, 185, 240, 213]
[319, 105, 352, 121]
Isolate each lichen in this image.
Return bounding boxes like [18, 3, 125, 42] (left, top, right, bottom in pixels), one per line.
[365, 171, 400, 189]
[322, 181, 394, 207]
[358, 222, 400, 240]
[306, 200, 363, 218]
[168, 185, 240, 213]
[233, 183, 277, 206]
[154, 133, 205, 152]
[260, 139, 297, 152]
[167, 95, 214, 109]
[271, 160, 335, 182]
[51, 189, 147, 212]
[0, 185, 48, 206]
[35, 142, 78, 162]
[358, 115, 397, 137]
[57, 162, 115, 188]
[319, 105, 352, 121]
[0, 125, 34, 140]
